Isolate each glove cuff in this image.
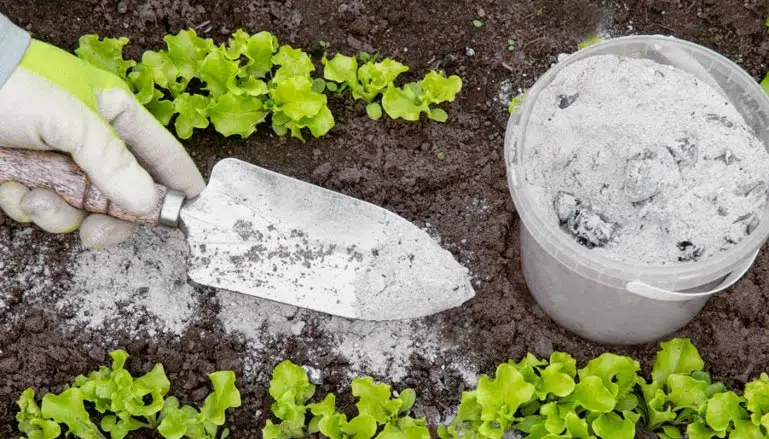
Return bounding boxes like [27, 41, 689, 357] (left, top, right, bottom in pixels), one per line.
[0, 14, 31, 89]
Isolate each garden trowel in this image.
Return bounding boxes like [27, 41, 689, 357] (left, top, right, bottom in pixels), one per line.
[0, 147, 475, 320]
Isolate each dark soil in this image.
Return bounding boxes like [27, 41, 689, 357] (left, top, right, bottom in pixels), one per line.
[2, 0, 769, 437]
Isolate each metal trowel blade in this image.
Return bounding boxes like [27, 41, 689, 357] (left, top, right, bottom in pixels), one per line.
[178, 158, 475, 320]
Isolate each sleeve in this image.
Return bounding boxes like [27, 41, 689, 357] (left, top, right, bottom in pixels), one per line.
[0, 13, 31, 89]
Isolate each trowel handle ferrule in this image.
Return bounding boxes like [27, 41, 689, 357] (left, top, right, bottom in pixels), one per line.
[0, 146, 184, 228]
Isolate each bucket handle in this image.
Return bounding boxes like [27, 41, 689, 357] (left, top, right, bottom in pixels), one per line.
[625, 249, 760, 302]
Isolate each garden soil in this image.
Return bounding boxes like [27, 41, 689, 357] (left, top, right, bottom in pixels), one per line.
[1, 0, 769, 437]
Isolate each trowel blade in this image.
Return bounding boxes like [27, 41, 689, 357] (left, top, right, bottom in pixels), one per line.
[179, 158, 475, 320]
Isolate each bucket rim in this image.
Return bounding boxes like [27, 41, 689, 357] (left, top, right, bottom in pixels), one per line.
[506, 34, 769, 284]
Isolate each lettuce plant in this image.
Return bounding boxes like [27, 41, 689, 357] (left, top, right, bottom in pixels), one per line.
[262, 360, 317, 439]
[16, 349, 240, 439]
[381, 71, 463, 122]
[321, 52, 462, 122]
[263, 360, 430, 439]
[438, 351, 642, 439]
[639, 338, 768, 439]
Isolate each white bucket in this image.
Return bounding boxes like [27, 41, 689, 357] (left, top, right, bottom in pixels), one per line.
[504, 35, 769, 345]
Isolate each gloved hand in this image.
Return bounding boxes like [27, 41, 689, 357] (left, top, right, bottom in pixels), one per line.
[0, 20, 205, 249]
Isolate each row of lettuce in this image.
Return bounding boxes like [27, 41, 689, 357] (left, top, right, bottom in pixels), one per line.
[15, 338, 769, 438]
[75, 29, 463, 143]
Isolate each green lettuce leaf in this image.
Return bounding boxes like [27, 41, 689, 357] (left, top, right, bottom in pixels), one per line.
[270, 76, 326, 121]
[731, 419, 765, 439]
[163, 29, 215, 81]
[356, 58, 409, 101]
[659, 425, 684, 439]
[157, 396, 205, 439]
[578, 353, 641, 401]
[744, 373, 769, 426]
[667, 374, 708, 410]
[273, 45, 315, 81]
[323, 53, 359, 87]
[704, 391, 745, 433]
[16, 389, 62, 439]
[568, 376, 615, 413]
[550, 352, 578, 378]
[237, 77, 269, 96]
[208, 93, 269, 138]
[687, 420, 716, 439]
[100, 415, 146, 439]
[476, 362, 536, 436]
[652, 338, 705, 384]
[145, 89, 175, 126]
[381, 83, 428, 121]
[201, 371, 242, 426]
[591, 412, 637, 439]
[139, 50, 180, 90]
[199, 46, 240, 97]
[41, 388, 105, 439]
[127, 63, 155, 104]
[439, 390, 483, 438]
[537, 363, 576, 399]
[233, 30, 279, 78]
[352, 376, 399, 424]
[418, 70, 462, 104]
[75, 35, 135, 79]
[173, 93, 211, 139]
[564, 411, 589, 438]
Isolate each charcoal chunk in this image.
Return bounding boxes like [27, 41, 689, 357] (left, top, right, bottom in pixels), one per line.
[624, 148, 679, 202]
[567, 208, 616, 248]
[714, 149, 738, 165]
[746, 215, 760, 234]
[554, 193, 616, 248]
[706, 113, 734, 128]
[734, 213, 761, 235]
[553, 191, 578, 223]
[666, 137, 698, 168]
[677, 241, 704, 262]
[558, 93, 579, 109]
[738, 181, 769, 204]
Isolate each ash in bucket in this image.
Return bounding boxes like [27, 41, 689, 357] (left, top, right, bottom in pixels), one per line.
[523, 54, 769, 265]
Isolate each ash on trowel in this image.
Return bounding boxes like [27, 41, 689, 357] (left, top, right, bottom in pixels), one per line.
[523, 54, 769, 264]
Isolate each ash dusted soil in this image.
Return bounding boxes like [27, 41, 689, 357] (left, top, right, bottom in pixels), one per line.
[1, 0, 769, 437]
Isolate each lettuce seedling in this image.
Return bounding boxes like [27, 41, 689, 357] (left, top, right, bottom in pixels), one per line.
[263, 361, 430, 439]
[156, 371, 241, 439]
[307, 393, 378, 439]
[745, 373, 769, 430]
[16, 350, 240, 439]
[508, 92, 526, 114]
[636, 338, 767, 439]
[440, 351, 641, 439]
[322, 54, 410, 120]
[263, 360, 317, 439]
[381, 71, 462, 122]
[577, 35, 604, 49]
[350, 376, 430, 439]
[16, 389, 62, 439]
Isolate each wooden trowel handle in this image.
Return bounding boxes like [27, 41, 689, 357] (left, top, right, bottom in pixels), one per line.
[0, 146, 183, 227]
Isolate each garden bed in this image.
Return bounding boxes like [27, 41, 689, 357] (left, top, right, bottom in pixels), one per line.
[1, 0, 769, 437]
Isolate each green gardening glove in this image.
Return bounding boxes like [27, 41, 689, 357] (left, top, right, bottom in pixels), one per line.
[0, 35, 205, 248]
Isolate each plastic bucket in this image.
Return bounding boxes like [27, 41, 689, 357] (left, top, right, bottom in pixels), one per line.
[504, 35, 769, 345]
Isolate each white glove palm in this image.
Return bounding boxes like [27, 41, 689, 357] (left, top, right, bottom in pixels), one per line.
[0, 39, 205, 248]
